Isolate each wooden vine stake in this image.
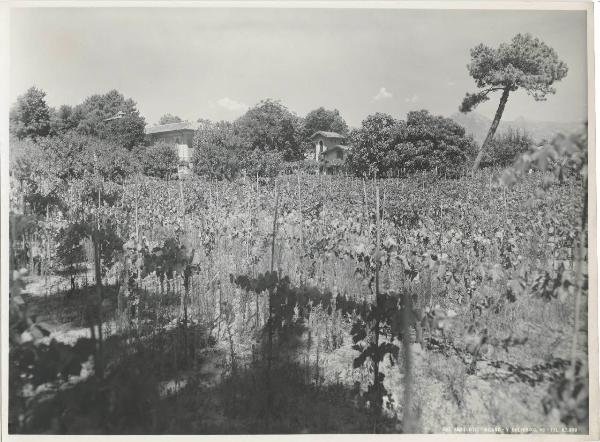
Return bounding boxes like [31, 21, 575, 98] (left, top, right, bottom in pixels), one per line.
[363, 177, 367, 223]
[266, 185, 280, 429]
[570, 173, 588, 377]
[401, 295, 414, 433]
[373, 183, 381, 432]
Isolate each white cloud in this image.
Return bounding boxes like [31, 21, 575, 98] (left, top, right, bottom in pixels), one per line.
[217, 97, 249, 112]
[404, 94, 419, 104]
[373, 87, 392, 101]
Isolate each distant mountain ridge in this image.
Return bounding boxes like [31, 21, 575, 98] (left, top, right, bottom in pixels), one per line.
[450, 112, 585, 145]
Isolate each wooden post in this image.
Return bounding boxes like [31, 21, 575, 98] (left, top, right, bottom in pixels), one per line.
[362, 177, 367, 223]
[135, 173, 140, 243]
[179, 177, 186, 233]
[266, 185, 280, 428]
[373, 183, 381, 431]
[44, 204, 49, 289]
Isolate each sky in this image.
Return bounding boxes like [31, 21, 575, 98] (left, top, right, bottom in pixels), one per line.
[10, 7, 588, 128]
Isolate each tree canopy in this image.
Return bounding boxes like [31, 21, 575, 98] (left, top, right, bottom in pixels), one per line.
[10, 87, 52, 140]
[303, 107, 349, 138]
[391, 110, 477, 176]
[346, 113, 398, 177]
[71, 90, 146, 149]
[12, 88, 146, 147]
[461, 33, 568, 113]
[347, 110, 476, 177]
[192, 120, 249, 180]
[49, 105, 79, 136]
[158, 114, 183, 125]
[236, 99, 304, 161]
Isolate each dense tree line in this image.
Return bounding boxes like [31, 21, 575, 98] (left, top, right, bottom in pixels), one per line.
[10, 91, 350, 181]
[12, 31, 562, 182]
[11, 87, 147, 149]
[9, 86, 530, 183]
[10, 88, 181, 179]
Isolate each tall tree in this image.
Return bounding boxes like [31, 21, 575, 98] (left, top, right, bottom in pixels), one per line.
[460, 33, 568, 173]
[49, 104, 79, 136]
[236, 99, 303, 161]
[346, 113, 398, 177]
[158, 114, 183, 125]
[102, 113, 146, 151]
[72, 90, 146, 149]
[10, 87, 51, 140]
[192, 120, 249, 180]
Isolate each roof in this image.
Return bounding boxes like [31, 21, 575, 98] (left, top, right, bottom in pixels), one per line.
[145, 121, 198, 135]
[310, 131, 345, 140]
[104, 111, 126, 122]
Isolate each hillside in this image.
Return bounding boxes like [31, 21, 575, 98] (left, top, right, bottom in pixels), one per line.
[450, 112, 585, 145]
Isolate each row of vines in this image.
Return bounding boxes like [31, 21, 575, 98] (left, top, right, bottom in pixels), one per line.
[9, 131, 589, 433]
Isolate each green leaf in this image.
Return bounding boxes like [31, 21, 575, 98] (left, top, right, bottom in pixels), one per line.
[353, 352, 367, 369]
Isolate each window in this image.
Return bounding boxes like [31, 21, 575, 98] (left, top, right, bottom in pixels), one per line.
[176, 137, 181, 144]
[319, 140, 323, 153]
[337, 151, 343, 159]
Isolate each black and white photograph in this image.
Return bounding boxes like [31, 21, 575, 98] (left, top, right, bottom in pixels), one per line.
[3, 2, 597, 437]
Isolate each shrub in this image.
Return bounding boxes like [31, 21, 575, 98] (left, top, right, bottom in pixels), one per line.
[481, 129, 533, 168]
[55, 223, 87, 272]
[242, 149, 283, 178]
[135, 141, 179, 180]
[281, 159, 319, 175]
[10, 137, 43, 183]
[192, 120, 286, 180]
[392, 110, 477, 177]
[27, 132, 136, 184]
[192, 143, 242, 181]
[83, 137, 137, 183]
[319, 157, 348, 175]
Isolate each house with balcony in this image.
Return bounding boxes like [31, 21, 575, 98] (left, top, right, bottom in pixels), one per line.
[310, 131, 349, 174]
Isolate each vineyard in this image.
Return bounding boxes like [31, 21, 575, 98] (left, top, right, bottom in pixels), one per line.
[9, 135, 589, 434]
